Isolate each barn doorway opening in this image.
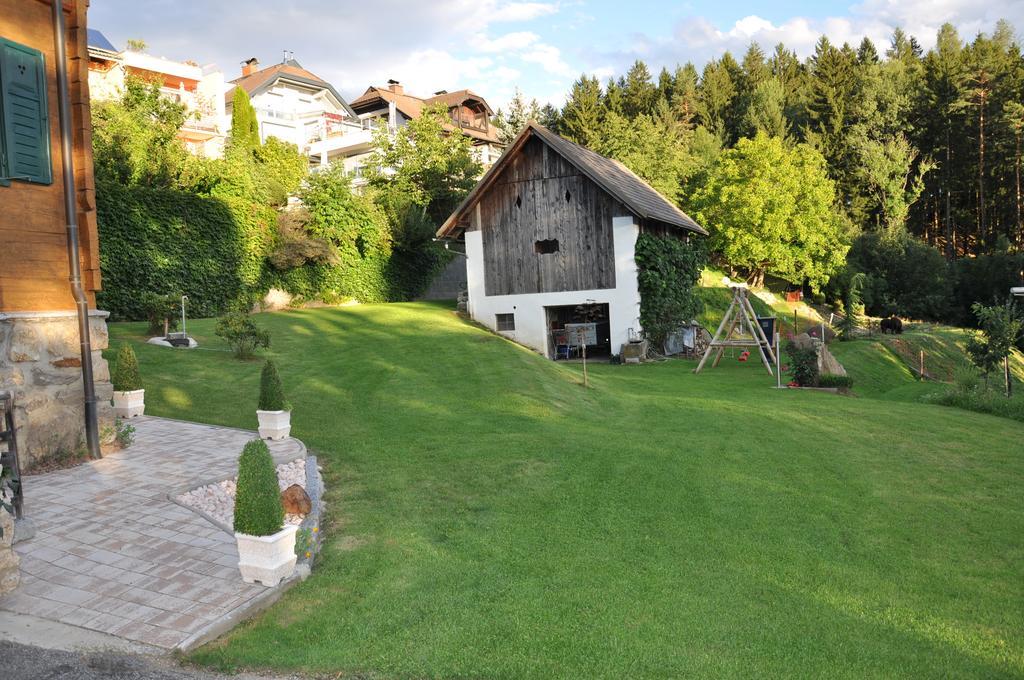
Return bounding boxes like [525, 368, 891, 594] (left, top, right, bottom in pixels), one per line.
[545, 303, 611, 360]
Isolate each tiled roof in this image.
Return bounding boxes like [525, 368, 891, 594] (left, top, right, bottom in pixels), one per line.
[350, 86, 501, 144]
[228, 60, 356, 118]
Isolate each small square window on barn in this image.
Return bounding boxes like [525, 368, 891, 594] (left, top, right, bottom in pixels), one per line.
[496, 313, 516, 331]
[534, 239, 559, 254]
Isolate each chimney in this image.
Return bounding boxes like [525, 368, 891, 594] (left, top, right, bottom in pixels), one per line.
[242, 57, 259, 77]
[387, 78, 403, 95]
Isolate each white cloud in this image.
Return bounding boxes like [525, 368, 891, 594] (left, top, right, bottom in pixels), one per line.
[521, 43, 575, 77]
[489, 2, 558, 22]
[469, 31, 540, 52]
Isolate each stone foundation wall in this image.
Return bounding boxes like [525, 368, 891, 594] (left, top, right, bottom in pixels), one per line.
[0, 507, 18, 596]
[0, 311, 114, 469]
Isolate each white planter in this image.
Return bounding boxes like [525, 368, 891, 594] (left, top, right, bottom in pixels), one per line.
[112, 389, 145, 418]
[257, 409, 291, 440]
[235, 524, 297, 586]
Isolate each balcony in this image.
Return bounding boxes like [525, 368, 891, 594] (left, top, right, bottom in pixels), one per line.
[306, 126, 377, 157]
[180, 115, 222, 141]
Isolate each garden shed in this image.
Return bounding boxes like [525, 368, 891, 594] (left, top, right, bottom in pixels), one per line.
[436, 122, 706, 359]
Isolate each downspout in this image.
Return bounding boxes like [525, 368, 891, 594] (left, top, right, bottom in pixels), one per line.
[52, 1, 101, 460]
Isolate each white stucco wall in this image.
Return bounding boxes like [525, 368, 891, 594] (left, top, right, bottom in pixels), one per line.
[466, 215, 642, 358]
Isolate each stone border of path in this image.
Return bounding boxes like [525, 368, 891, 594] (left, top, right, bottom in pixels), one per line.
[171, 455, 325, 653]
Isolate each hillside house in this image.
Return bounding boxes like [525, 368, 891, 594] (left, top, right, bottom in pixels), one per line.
[87, 30, 226, 157]
[0, 0, 113, 467]
[226, 55, 358, 159]
[341, 80, 504, 189]
[436, 123, 706, 359]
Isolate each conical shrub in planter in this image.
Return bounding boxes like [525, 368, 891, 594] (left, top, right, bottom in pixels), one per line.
[111, 344, 145, 418]
[233, 439, 296, 586]
[256, 359, 291, 440]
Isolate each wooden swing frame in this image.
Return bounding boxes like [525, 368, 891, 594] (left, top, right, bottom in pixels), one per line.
[695, 284, 776, 375]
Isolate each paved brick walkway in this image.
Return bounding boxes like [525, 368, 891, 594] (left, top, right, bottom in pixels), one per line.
[0, 417, 305, 649]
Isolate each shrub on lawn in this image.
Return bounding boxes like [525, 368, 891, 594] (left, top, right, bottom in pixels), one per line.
[818, 374, 854, 389]
[258, 360, 290, 411]
[111, 344, 142, 392]
[233, 439, 284, 536]
[784, 340, 819, 387]
[923, 385, 1024, 423]
[215, 310, 270, 359]
[141, 292, 181, 336]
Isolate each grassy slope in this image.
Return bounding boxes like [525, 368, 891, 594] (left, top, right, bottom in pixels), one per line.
[108, 303, 1024, 679]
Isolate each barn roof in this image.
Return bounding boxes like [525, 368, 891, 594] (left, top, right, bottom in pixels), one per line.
[436, 122, 707, 238]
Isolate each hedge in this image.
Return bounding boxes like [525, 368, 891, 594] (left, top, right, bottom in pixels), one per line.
[96, 181, 273, 320]
[635, 233, 707, 346]
[97, 181, 455, 321]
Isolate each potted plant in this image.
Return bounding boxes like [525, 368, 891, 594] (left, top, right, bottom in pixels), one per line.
[233, 439, 296, 586]
[111, 344, 145, 418]
[256, 359, 291, 440]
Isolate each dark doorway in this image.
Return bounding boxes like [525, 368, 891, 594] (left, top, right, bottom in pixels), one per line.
[545, 303, 611, 360]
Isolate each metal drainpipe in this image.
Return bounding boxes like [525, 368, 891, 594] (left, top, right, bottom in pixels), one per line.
[52, 1, 101, 460]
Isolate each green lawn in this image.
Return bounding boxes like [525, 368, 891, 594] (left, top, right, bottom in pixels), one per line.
[107, 302, 1024, 679]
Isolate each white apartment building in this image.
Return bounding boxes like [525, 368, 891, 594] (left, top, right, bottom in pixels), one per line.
[87, 29, 226, 158]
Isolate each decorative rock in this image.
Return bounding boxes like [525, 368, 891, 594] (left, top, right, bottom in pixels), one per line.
[281, 484, 312, 515]
[177, 458, 308, 529]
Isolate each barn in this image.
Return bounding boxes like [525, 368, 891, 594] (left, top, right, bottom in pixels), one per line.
[436, 122, 707, 359]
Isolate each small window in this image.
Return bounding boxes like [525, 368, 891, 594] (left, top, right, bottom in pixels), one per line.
[496, 313, 516, 331]
[534, 239, 559, 254]
[515, 194, 522, 208]
[565, 190, 571, 202]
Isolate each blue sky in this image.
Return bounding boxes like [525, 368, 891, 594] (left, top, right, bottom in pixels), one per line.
[89, 0, 1024, 110]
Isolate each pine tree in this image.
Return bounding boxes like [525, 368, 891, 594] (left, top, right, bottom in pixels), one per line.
[1003, 101, 1024, 246]
[697, 57, 737, 143]
[561, 75, 605, 147]
[604, 77, 625, 115]
[921, 23, 966, 257]
[537, 103, 562, 132]
[742, 78, 790, 140]
[621, 61, 657, 118]
[857, 37, 880, 65]
[495, 88, 540, 144]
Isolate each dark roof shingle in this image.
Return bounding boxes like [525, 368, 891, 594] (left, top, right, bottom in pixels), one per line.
[437, 122, 707, 237]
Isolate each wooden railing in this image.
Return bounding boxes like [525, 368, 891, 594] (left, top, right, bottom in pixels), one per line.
[0, 391, 23, 519]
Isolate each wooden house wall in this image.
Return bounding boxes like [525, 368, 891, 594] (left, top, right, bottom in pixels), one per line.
[477, 136, 625, 296]
[0, 0, 100, 313]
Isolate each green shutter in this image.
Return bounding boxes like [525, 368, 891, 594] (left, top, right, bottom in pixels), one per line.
[0, 38, 52, 185]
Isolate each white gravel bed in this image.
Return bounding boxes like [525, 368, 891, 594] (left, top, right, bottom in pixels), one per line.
[177, 458, 307, 529]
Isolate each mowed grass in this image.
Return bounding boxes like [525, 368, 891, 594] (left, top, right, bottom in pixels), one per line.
[107, 302, 1024, 679]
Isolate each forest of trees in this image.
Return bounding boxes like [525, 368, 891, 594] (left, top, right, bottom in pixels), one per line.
[497, 20, 1024, 322]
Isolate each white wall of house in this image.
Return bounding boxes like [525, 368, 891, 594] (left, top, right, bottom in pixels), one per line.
[465, 215, 642, 357]
[88, 51, 226, 157]
[241, 82, 351, 150]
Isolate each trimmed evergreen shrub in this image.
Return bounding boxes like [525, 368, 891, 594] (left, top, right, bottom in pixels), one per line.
[111, 344, 143, 392]
[258, 360, 290, 411]
[233, 439, 284, 536]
